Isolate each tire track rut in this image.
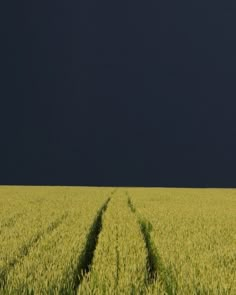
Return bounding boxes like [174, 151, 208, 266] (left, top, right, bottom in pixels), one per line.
[73, 197, 111, 291]
[127, 195, 178, 295]
[0, 212, 68, 289]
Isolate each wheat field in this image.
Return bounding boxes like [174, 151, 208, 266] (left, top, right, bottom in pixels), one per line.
[0, 186, 235, 294]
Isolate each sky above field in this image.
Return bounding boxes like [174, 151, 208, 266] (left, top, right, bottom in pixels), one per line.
[1, 1, 236, 186]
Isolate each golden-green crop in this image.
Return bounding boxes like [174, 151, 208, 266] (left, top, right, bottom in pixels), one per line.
[78, 192, 148, 294]
[127, 188, 236, 294]
[0, 186, 111, 293]
[0, 186, 235, 294]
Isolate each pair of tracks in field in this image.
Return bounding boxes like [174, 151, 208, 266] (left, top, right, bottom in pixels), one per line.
[0, 189, 177, 294]
[75, 191, 178, 295]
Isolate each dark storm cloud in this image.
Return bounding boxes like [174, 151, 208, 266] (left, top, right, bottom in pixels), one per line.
[1, 0, 236, 186]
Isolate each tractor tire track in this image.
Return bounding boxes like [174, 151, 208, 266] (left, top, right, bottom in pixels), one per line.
[0, 212, 25, 235]
[0, 212, 68, 290]
[127, 196, 178, 295]
[73, 197, 111, 291]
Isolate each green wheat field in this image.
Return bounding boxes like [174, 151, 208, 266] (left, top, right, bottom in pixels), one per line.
[0, 186, 235, 294]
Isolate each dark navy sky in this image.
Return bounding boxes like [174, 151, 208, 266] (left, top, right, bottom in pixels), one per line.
[1, 1, 236, 186]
